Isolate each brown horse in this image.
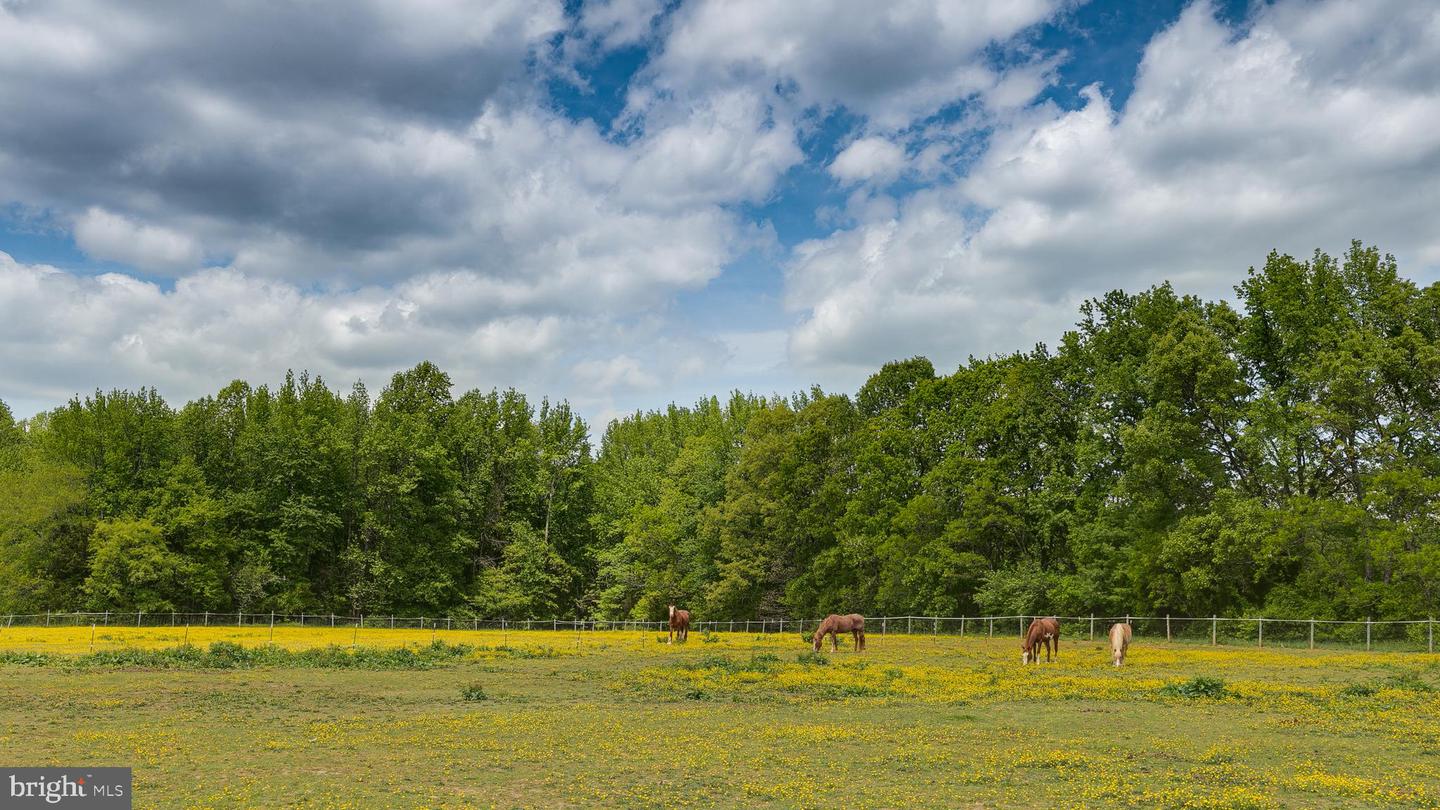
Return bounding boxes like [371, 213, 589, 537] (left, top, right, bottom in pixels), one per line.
[667, 605, 690, 644]
[1021, 617, 1059, 664]
[811, 614, 866, 653]
[1109, 622, 1131, 667]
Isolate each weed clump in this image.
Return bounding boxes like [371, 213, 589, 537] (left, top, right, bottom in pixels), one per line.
[1160, 676, 1228, 700]
[1339, 683, 1377, 698]
[460, 683, 489, 702]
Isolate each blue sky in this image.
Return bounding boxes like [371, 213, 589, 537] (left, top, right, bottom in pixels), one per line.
[1, 0, 1438, 427]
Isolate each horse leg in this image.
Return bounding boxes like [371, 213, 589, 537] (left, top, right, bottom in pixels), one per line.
[667, 627, 673, 645]
[831, 631, 838, 654]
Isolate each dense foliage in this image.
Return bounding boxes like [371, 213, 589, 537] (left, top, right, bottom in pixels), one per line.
[4, 244, 1439, 621]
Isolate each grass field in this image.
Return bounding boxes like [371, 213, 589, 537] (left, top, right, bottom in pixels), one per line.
[5, 625, 1440, 809]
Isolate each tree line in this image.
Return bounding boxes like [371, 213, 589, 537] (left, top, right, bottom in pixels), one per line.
[3, 242, 1439, 622]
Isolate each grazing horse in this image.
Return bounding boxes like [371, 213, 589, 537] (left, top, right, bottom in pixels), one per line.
[667, 605, 690, 644]
[812, 614, 866, 653]
[1109, 622, 1132, 667]
[1021, 617, 1060, 664]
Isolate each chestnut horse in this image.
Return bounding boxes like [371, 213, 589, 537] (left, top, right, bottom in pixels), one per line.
[1021, 616, 1060, 664]
[1109, 622, 1131, 667]
[667, 605, 690, 644]
[811, 614, 866, 653]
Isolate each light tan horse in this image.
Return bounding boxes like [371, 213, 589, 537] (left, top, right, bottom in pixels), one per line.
[668, 605, 690, 644]
[1109, 622, 1132, 666]
[812, 614, 866, 652]
[1021, 617, 1060, 664]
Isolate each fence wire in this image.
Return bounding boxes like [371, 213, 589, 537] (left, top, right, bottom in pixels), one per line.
[3, 611, 1437, 652]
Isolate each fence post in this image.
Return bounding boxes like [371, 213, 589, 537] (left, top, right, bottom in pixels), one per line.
[390, 615, 394, 629]
[1366, 618, 1371, 651]
[1211, 615, 1216, 646]
[238, 611, 242, 627]
[171, 611, 176, 626]
[204, 611, 209, 627]
[906, 617, 910, 634]
[1020, 616, 1026, 638]
[988, 618, 993, 638]
[137, 611, 143, 627]
[1166, 615, 1171, 642]
[1257, 617, 1263, 648]
[934, 617, 939, 635]
[1310, 618, 1315, 650]
[90, 623, 96, 652]
[883, 618, 887, 636]
[1089, 615, 1094, 641]
[1430, 617, 1434, 654]
[960, 617, 966, 637]
[45, 611, 49, 627]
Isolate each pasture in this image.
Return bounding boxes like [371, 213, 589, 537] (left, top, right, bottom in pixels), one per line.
[5, 626, 1440, 808]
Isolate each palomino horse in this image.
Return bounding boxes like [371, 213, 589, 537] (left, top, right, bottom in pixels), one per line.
[1021, 617, 1060, 664]
[667, 605, 690, 644]
[1109, 622, 1131, 667]
[812, 614, 866, 653]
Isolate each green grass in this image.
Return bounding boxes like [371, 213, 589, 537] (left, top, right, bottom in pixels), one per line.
[6, 630, 1440, 808]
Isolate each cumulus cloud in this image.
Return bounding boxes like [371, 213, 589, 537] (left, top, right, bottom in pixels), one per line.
[787, 0, 1440, 379]
[72, 208, 204, 271]
[647, 0, 1063, 128]
[829, 137, 908, 184]
[3, 0, 1433, 426]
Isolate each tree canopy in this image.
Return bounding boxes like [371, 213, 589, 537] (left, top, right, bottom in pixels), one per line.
[4, 243, 1439, 622]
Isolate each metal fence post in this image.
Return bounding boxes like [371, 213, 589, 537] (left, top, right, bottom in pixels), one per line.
[1366, 618, 1371, 651]
[203, 611, 209, 627]
[1211, 615, 1216, 646]
[1430, 617, 1434, 654]
[1257, 617, 1263, 648]
[1166, 615, 1171, 641]
[960, 616, 966, 637]
[137, 611, 143, 627]
[1309, 618, 1315, 650]
[1089, 615, 1094, 641]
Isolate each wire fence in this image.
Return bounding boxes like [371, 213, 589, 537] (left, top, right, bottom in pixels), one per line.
[3, 611, 1438, 652]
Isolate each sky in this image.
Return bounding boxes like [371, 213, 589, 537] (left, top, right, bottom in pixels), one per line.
[2, 0, 1438, 428]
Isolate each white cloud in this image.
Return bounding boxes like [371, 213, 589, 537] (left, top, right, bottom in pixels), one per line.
[648, 0, 1063, 128]
[829, 137, 907, 184]
[73, 207, 204, 271]
[786, 0, 1440, 381]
